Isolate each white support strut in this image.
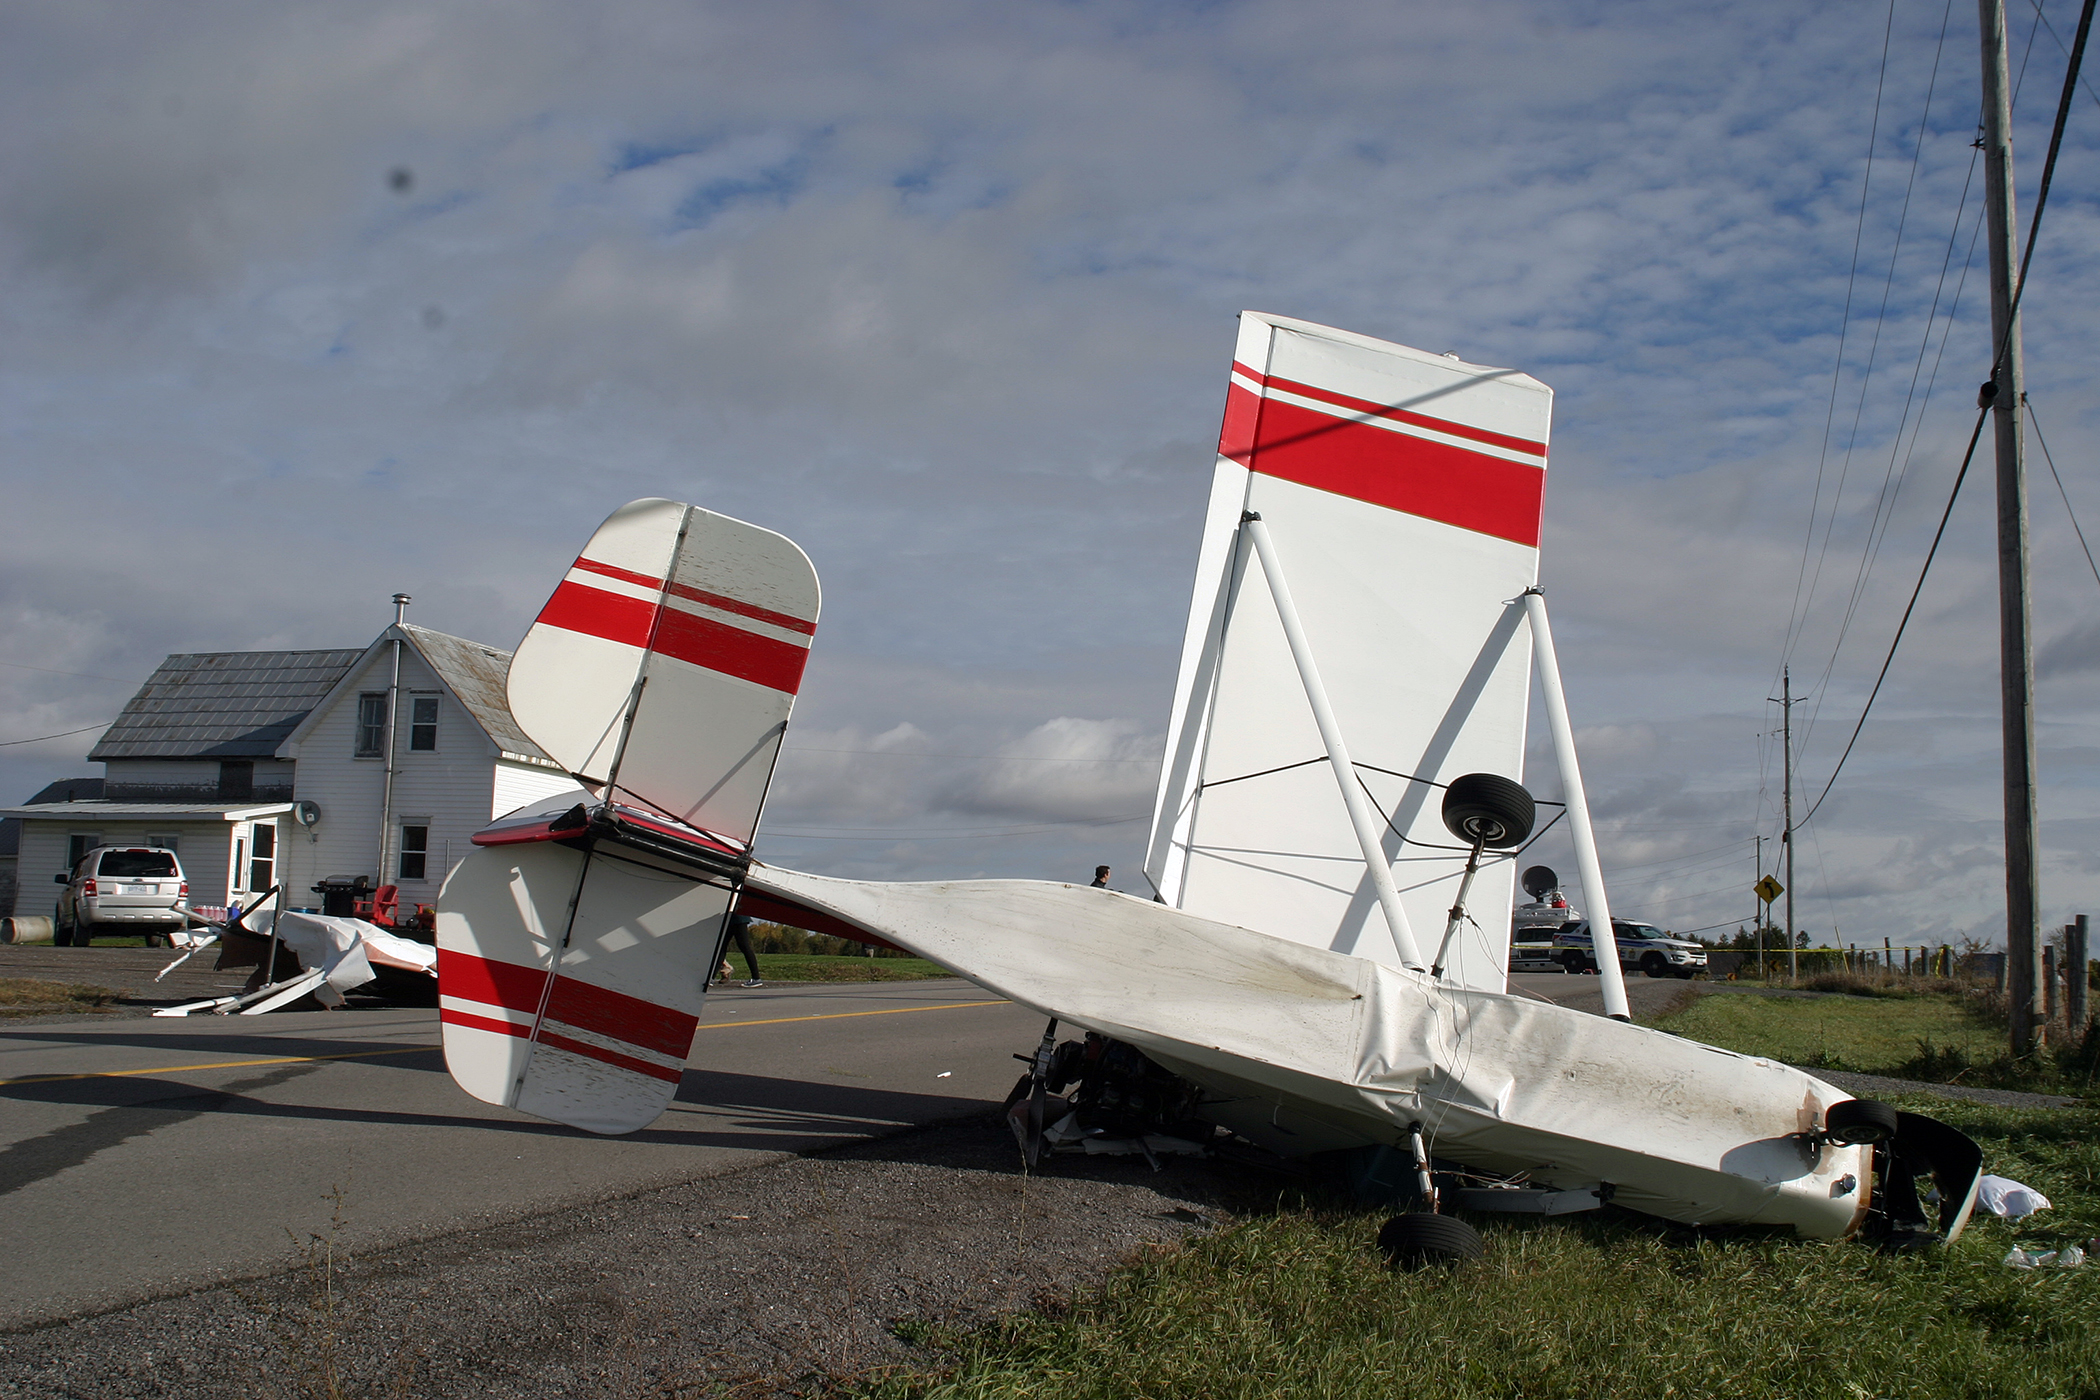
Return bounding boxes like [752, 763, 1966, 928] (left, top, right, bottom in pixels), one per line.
[1241, 514, 1426, 971]
[1521, 588, 1630, 1021]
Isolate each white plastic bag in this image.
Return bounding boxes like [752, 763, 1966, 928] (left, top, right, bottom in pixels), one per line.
[1977, 1175, 2051, 1219]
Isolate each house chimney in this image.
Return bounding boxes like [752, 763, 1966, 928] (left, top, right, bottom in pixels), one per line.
[392, 593, 411, 626]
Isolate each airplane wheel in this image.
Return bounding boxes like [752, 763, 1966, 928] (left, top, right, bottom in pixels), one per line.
[1378, 1213, 1483, 1270]
[1824, 1099, 1899, 1147]
[1440, 774, 1535, 848]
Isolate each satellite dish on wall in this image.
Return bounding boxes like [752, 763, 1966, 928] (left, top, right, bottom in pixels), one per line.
[294, 800, 322, 827]
[1521, 865, 1557, 900]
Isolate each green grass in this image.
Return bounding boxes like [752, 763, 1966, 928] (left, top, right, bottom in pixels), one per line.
[863, 1098, 2100, 1400]
[0, 975, 118, 1016]
[727, 954, 957, 983]
[1650, 989, 1996, 1076]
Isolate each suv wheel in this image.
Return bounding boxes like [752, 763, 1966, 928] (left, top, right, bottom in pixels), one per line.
[53, 905, 73, 947]
[1640, 952, 1668, 978]
[1558, 951, 1585, 975]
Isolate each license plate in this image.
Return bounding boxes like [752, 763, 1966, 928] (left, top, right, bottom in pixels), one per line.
[119, 885, 148, 895]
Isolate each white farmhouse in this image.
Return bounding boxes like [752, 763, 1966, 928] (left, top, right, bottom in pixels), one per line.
[3, 621, 578, 928]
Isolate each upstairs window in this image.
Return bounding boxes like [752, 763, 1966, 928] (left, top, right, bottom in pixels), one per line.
[355, 694, 387, 757]
[410, 696, 439, 751]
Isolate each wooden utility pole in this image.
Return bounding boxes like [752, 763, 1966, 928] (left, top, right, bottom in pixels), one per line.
[1754, 833, 1764, 978]
[1978, 0, 2044, 1054]
[1777, 668, 1798, 979]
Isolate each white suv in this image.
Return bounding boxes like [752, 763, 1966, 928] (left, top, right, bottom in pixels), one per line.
[53, 846, 189, 946]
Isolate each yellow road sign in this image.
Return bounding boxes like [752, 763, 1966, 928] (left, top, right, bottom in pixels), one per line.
[1754, 875, 1784, 903]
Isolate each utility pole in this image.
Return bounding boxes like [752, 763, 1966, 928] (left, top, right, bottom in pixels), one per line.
[1773, 667, 1798, 980]
[1978, 0, 2043, 1055]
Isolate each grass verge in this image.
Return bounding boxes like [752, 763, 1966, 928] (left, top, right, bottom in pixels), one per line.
[863, 1098, 2100, 1400]
[0, 975, 119, 1016]
[730, 954, 956, 983]
[1654, 988, 2098, 1094]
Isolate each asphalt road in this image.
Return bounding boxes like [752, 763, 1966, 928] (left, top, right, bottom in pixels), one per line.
[0, 978, 1041, 1330]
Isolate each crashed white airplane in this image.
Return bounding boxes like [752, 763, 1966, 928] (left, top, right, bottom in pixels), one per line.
[436, 313, 1981, 1259]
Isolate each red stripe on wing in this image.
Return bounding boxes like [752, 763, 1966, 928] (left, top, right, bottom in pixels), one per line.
[536, 1028, 686, 1084]
[1230, 361, 1548, 458]
[1220, 393, 1544, 548]
[570, 557, 817, 635]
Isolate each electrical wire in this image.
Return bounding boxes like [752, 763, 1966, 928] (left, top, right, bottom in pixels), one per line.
[0, 723, 109, 747]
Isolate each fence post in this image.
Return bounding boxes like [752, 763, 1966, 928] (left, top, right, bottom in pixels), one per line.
[2044, 943, 2057, 1026]
[2071, 914, 2089, 1035]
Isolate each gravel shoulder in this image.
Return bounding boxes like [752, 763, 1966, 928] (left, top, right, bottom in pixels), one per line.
[0, 1113, 1252, 1399]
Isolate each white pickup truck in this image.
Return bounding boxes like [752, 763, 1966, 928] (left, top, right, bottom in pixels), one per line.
[1552, 918, 1708, 979]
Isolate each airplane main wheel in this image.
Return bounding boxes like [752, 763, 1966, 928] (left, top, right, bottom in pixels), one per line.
[1824, 1099, 1899, 1147]
[1440, 774, 1535, 849]
[1378, 1213, 1483, 1270]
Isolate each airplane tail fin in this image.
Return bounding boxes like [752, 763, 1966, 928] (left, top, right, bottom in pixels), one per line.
[438, 500, 819, 1134]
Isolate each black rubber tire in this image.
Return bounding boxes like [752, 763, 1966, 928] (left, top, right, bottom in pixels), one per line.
[1824, 1099, 1899, 1146]
[52, 909, 72, 947]
[1640, 952, 1667, 978]
[1440, 773, 1535, 849]
[1559, 952, 1584, 975]
[1378, 1213, 1484, 1270]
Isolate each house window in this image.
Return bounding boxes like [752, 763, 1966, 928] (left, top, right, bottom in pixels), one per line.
[399, 825, 429, 881]
[147, 832, 180, 854]
[67, 833, 103, 871]
[355, 693, 388, 757]
[218, 760, 254, 800]
[249, 823, 276, 891]
[410, 696, 439, 751]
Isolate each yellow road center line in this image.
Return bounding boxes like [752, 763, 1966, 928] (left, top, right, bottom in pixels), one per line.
[0, 998, 1012, 1085]
[0, 1044, 436, 1087]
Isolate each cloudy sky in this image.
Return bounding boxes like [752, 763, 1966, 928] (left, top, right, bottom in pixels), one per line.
[4, 0, 2096, 947]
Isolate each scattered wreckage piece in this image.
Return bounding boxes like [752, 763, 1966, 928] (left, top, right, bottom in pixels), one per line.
[152, 885, 437, 1016]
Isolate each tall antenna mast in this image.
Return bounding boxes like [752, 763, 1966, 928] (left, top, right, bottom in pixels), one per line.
[1769, 668, 1799, 980]
[1978, 0, 2043, 1054]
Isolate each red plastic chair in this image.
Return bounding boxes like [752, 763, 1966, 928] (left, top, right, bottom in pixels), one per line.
[370, 885, 399, 926]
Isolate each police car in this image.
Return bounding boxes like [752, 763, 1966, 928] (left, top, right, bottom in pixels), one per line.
[1553, 918, 1708, 979]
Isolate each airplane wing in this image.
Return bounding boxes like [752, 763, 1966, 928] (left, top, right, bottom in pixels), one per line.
[1144, 314, 1551, 992]
[437, 500, 819, 1135]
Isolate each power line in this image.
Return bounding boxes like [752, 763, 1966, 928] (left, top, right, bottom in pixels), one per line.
[0, 723, 109, 748]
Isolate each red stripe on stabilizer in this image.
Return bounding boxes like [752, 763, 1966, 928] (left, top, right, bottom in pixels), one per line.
[651, 605, 810, 695]
[441, 949, 550, 1013]
[537, 578, 656, 649]
[1231, 361, 1548, 458]
[1243, 397, 1544, 547]
[544, 976, 699, 1061]
[572, 556, 817, 636]
[535, 578, 810, 695]
[537, 1028, 685, 1084]
[441, 1006, 531, 1039]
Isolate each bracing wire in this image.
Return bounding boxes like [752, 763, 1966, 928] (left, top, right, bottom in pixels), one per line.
[2027, 400, 2100, 592]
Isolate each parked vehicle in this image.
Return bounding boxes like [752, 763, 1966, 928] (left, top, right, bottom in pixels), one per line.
[1553, 918, 1708, 979]
[53, 846, 189, 946]
[1509, 864, 1578, 972]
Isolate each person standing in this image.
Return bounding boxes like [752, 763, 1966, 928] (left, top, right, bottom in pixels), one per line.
[719, 912, 764, 987]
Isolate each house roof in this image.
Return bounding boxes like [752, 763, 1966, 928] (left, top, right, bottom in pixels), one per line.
[88, 650, 364, 760]
[398, 625, 550, 763]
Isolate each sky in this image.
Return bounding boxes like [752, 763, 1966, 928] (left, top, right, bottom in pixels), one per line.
[3, 0, 2097, 948]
